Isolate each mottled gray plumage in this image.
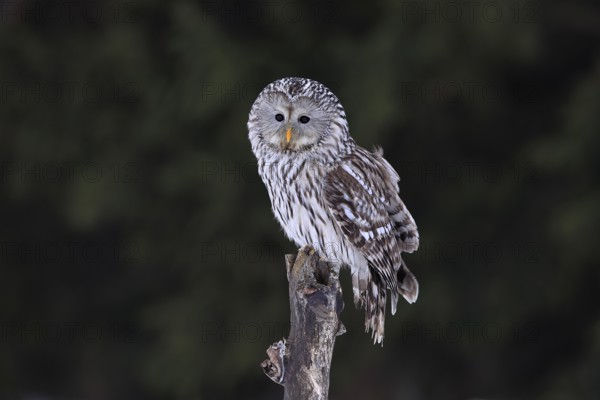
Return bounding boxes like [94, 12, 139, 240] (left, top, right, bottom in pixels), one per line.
[248, 77, 419, 344]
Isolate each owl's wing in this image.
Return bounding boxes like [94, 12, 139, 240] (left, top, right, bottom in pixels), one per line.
[375, 150, 420, 253]
[323, 147, 419, 308]
[323, 147, 418, 256]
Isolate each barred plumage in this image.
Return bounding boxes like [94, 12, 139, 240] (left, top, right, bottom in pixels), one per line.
[248, 77, 419, 344]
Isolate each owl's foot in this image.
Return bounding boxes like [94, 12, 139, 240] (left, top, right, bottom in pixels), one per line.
[297, 245, 315, 255]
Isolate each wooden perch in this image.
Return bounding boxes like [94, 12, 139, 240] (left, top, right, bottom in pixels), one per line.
[261, 246, 345, 400]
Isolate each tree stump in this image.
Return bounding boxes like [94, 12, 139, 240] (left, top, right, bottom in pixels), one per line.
[261, 246, 345, 400]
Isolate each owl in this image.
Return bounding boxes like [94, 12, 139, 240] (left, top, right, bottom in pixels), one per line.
[247, 77, 419, 344]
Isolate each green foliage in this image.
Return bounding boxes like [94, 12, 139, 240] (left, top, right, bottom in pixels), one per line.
[1, 0, 598, 398]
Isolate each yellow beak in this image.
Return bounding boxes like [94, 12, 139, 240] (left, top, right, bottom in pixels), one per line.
[285, 128, 292, 143]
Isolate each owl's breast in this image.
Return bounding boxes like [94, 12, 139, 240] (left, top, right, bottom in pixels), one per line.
[259, 158, 360, 265]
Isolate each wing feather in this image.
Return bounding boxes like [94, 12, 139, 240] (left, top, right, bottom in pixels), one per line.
[323, 147, 418, 280]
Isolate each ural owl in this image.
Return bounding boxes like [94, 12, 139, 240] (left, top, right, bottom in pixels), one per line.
[248, 77, 419, 344]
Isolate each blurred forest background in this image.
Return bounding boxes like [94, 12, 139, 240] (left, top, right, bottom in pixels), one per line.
[1, 0, 599, 399]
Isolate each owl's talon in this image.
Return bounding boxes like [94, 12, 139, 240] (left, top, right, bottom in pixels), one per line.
[298, 245, 315, 256]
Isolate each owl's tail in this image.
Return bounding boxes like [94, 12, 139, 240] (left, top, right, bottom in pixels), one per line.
[353, 260, 418, 345]
[363, 267, 387, 345]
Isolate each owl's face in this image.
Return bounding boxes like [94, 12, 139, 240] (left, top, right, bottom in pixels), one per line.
[249, 78, 344, 153]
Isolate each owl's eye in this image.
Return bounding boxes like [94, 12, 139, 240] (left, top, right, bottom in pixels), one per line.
[299, 115, 310, 124]
[275, 113, 284, 122]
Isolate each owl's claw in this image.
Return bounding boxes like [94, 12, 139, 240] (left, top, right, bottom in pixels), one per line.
[297, 245, 317, 256]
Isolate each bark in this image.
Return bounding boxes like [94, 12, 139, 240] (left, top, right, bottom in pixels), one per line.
[261, 246, 345, 400]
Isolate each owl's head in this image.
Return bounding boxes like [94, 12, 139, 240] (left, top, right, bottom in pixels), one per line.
[248, 77, 347, 153]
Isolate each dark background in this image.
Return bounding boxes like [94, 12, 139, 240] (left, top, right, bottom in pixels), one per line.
[1, 0, 599, 399]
